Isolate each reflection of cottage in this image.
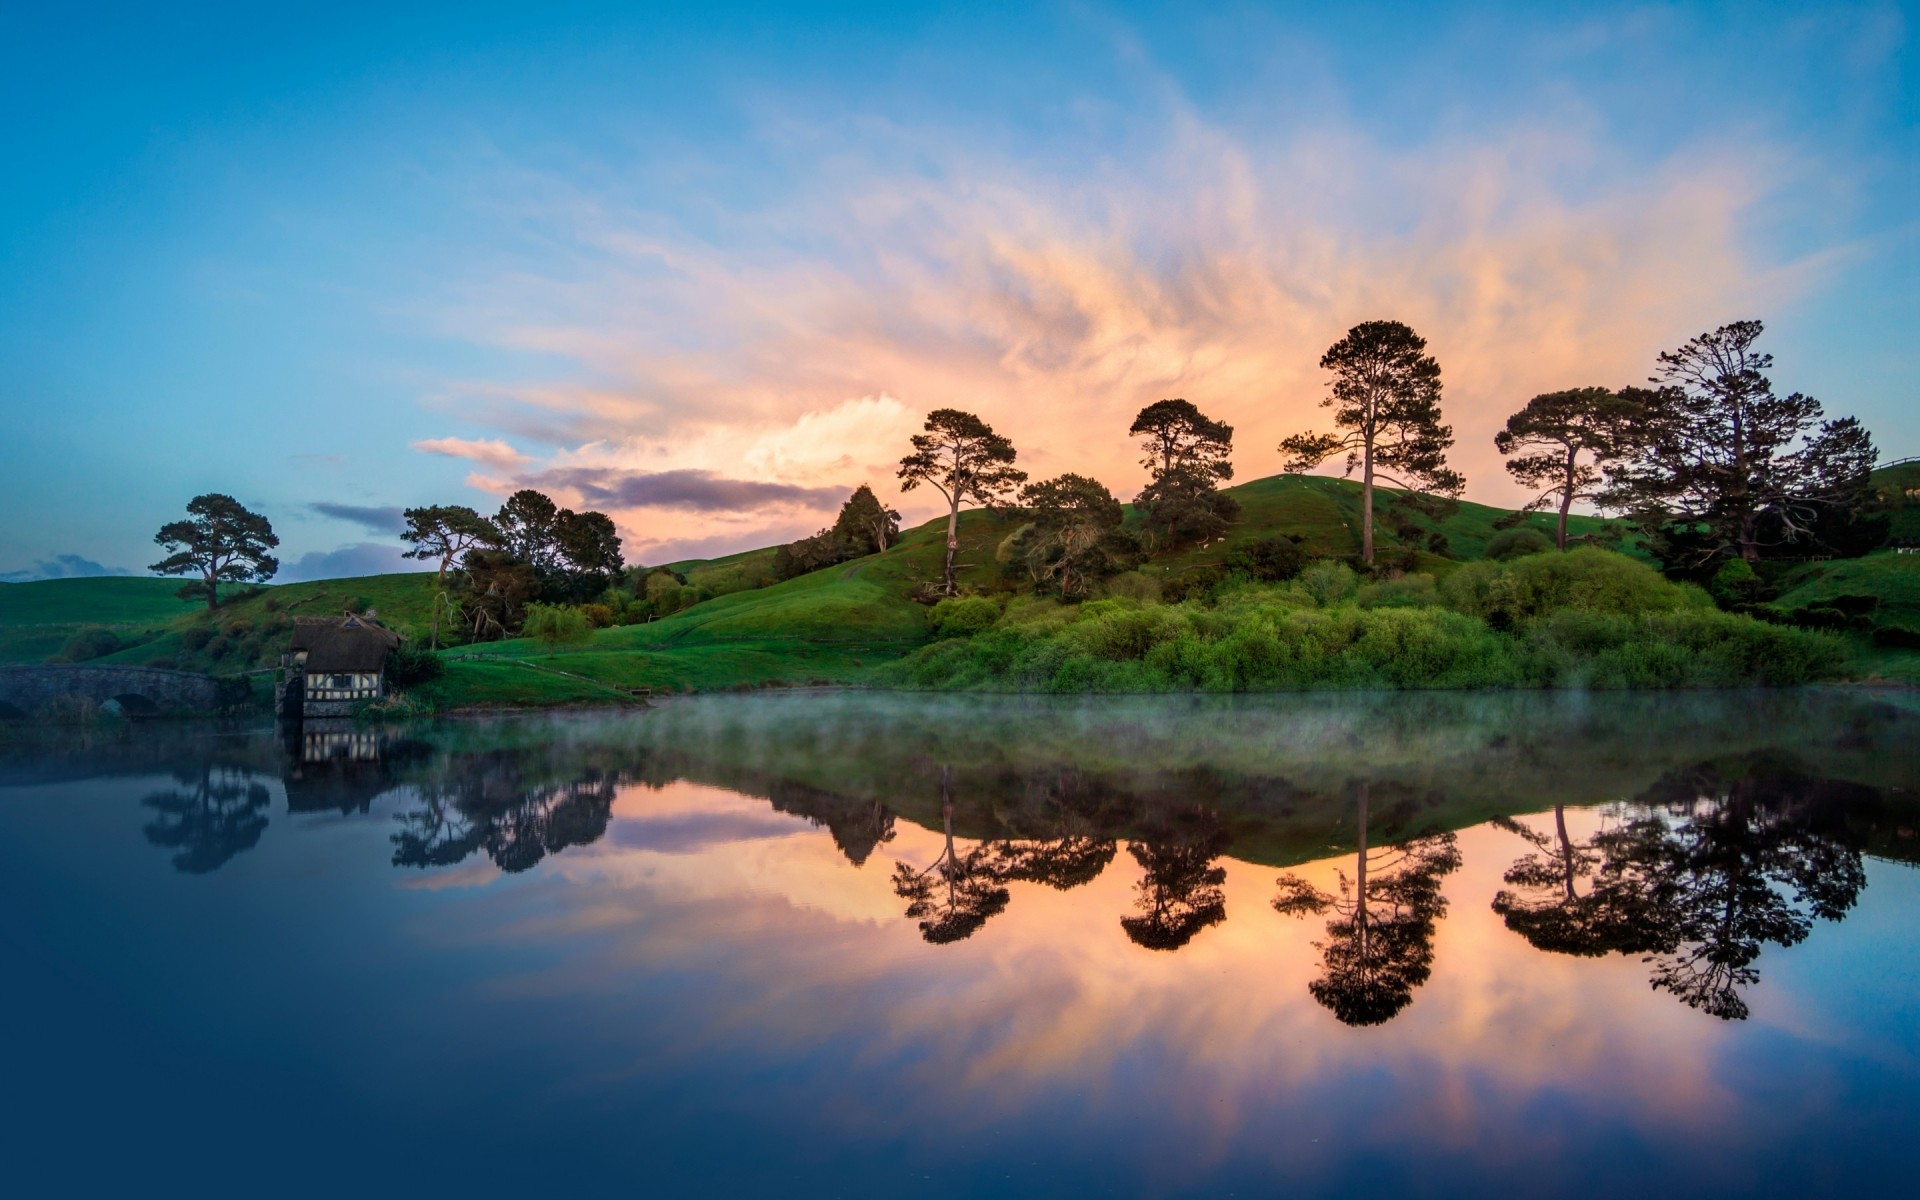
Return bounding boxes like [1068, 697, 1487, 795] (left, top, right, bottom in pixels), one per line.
[279, 613, 401, 719]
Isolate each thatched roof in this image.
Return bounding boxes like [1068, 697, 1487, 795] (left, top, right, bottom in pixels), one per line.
[292, 614, 401, 673]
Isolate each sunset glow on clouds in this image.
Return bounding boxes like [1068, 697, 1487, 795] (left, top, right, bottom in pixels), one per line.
[0, 2, 1913, 570]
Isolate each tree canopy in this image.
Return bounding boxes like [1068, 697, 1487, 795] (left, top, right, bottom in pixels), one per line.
[150, 493, 279, 610]
[1014, 473, 1137, 598]
[400, 505, 498, 583]
[1131, 399, 1238, 547]
[1605, 320, 1879, 567]
[898, 409, 1027, 596]
[1280, 320, 1463, 564]
[1495, 387, 1638, 550]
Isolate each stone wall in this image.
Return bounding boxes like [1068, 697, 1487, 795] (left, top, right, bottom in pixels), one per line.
[0, 665, 227, 718]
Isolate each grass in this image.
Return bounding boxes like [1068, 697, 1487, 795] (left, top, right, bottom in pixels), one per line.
[4, 469, 1915, 704]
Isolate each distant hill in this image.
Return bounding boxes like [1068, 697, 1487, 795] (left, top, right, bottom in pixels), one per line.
[3, 465, 1914, 697]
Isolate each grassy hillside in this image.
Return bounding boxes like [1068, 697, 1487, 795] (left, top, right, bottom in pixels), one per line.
[5, 467, 1916, 705]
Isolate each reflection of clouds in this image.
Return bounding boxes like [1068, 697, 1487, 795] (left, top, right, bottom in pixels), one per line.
[473, 783, 1738, 1164]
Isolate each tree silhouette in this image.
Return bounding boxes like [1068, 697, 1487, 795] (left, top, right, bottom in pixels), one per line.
[1130, 399, 1238, 547]
[1279, 321, 1463, 565]
[1274, 783, 1460, 1025]
[149, 493, 279, 609]
[142, 765, 271, 874]
[891, 766, 1011, 944]
[392, 762, 616, 874]
[1121, 808, 1229, 952]
[1494, 387, 1639, 550]
[1593, 760, 1868, 1020]
[987, 768, 1120, 890]
[400, 504, 499, 586]
[898, 409, 1027, 596]
[1489, 804, 1667, 957]
[1604, 320, 1880, 567]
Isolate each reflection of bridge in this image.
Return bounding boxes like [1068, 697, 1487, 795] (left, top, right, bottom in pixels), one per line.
[0, 665, 225, 719]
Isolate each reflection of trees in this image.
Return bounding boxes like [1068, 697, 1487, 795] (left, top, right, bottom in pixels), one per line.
[989, 769, 1119, 891]
[391, 754, 616, 874]
[1489, 805, 1666, 958]
[766, 781, 896, 866]
[1121, 807, 1228, 952]
[1594, 762, 1866, 1020]
[1274, 783, 1460, 1026]
[142, 765, 271, 874]
[892, 767, 1010, 944]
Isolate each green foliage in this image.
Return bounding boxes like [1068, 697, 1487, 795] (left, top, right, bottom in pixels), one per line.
[1439, 548, 1695, 626]
[150, 493, 280, 609]
[385, 640, 446, 688]
[1358, 575, 1440, 609]
[1298, 561, 1360, 607]
[1225, 536, 1305, 582]
[931, 596, 1001, 638]
[1484, 528, 1554, 561]
[57, 626, 121, 662]
[1709, 558, 1768, 608]
[521, 603, 593, 656]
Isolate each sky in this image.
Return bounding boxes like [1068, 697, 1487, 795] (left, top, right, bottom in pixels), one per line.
[1, 1, 1915, 579]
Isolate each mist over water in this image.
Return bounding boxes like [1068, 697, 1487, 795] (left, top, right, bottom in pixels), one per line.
[3, 690, 1917, 1197]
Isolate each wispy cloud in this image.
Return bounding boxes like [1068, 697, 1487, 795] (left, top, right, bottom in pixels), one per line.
[411, 435, 531, 470]
[309, 502, 407, 536]
[0, 553, 133, 583]
[401, 71, 1829, 557]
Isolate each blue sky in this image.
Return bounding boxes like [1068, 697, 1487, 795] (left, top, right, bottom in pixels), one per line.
[2, 1, 1915, 578]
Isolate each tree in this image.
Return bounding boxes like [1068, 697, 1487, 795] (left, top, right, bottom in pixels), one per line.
[891, 766, 1011, 944]
[493, 489, 562, 570]
[556, 509, 625, 582]
[1130, 399, 1238, 546]
[1017, 474, 1137, 598]
[1280, 321, 1464, 565]
[1273, 783, 1461, 1025]
[149, 494, 279, 610]
[1121, 808, 1229, 952]
[456, 548, 540, 639]
[1488, 805, 1666, 957]
[400, 505, 498, 584]
[521, 602, 592, 656]
[142, 765, 271, 874]
[898, 409, 1027, 596]
[834, 484, 901, 554]
[1605, 320, 1879, 566]
[1494, 387, 1638, 550]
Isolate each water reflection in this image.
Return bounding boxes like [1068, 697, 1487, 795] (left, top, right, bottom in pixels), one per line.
[140, 764, 271, 874]
[1121, 807, 1229, 951]
[1493, 755, 1872, 1020]
[1275, 783, 1461, 1025]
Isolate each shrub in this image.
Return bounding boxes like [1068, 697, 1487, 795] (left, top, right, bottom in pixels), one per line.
[1872, 625, 1920, 649]
[59, 627, 121, 662]
[1297, 561, 1360, 607]
[1485, 528, 1554, 560]
[579, 603, 616, 629]
[1100, 572, 1162, 603]
[521, 603, 593, 655]
[1358, 574, 1440, 609]
[930, 595, 1001, 638]
[180, 626, 215, 652]
[1226, 537, 1306, 582]
[1441, 547, 1691, 624]
[386, 641, 446, 687]
[1708, 558, 1769, 608]
[1161, 567, 1227, 604]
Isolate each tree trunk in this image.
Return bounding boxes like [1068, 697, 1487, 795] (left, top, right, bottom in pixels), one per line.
[204, 566, 219, 610]
[943, 498, 960, 596]
[1360, 439, 1375, 566]
[1555, 803, 1575, 902]
[1354, 782, 1371, 957]
[1558, 446, 1577, 551]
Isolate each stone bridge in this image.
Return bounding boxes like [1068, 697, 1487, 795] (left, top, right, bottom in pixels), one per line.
[0, 665, 231, 719]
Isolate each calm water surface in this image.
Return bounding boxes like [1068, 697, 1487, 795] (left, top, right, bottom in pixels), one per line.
[3, 691, 1918, 1198]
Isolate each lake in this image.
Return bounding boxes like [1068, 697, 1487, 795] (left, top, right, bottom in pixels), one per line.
[3, 690, 1918, 1198]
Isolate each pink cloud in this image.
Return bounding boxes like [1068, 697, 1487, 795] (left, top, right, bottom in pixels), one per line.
[411, 435, 531, 470]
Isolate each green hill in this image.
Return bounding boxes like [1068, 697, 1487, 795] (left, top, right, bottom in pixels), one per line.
[5, 466, 1916, 702]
